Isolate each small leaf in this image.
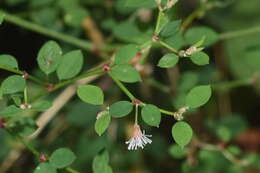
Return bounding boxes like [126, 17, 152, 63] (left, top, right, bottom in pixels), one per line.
[114, 44, 138, 65]
[0, 12, 5, 25]
[0, 105, 22, 117]
[185, 26, 219, 47]
[111, 64, 141, 83]
[77, 85, 104, 105]
[172, 121, 193, 148]
[186, 85, 212, 108]
[0, 54, 18, 69]
[37, 41, 62, 75]
[34, 163, 57, 173]
[157, 53, 179, 68]
[64, 8, 89, 27]
[169, 144, 187, 159]
[1, 75, 26, 94]
[160, 20, 181, 38]
[32, 100, 52, 111]
[125, 0, 157, 8]
[190, 52, 209, 66]
[11, 117, 38, 137]
[110, 101, 133, 118]
[57, 50, 83, 80]
[95, 113, 111, 136]
[141, 104, 161, 127]
[50, 148, 76, 169]
[93, 150, 112, 173]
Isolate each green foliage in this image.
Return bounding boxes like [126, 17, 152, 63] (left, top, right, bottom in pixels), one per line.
[110, 65, 141, 83]
[95, 113, 111, 136]
[34, 163, 57, 173]
[160, 20, 181, 38]
[49, 148, 76, 168]
[37, 41, 62, 75]
[11, 117, 38, 136]
[124, 0, 157, 9]
[109, 101, 133, 118]
[172, 121, 193, 148]
[0, 105, 22, 117]
[114, 44, 138, 65]
[32, 100, 52, 111]
[169, 144, 187, 159]
[0, 12, 4, 24]
[185, 26, 219, 47]
[186, 85, 212, 108]
[0, 54, 18, 69]
[57, 50, 83, 80]
[1, 75, 26, 94]
[64, 8, 89, 27]
[157, 53, 179, 68]
[77, 85, 104, 105]
[190, 52, 209, 66]
[92, 150, 113, 173]
[141, 104, 161, 127]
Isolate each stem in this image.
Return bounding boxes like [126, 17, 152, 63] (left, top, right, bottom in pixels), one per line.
[108, 72, 136, 101]
[135, 105, 138, 124]
[219, 25, 260, 40]
[65, 167, 80, 173]
[108, 72, 175, 116]
[54, 68, 104, 90]
[212, 78, 252, 91]
[24, 87, 28, 104]
[154, 10, 164, 35]
[158, 40, 179, 54]
[1, 11, 92, 51]
[0, 64, 44, 85]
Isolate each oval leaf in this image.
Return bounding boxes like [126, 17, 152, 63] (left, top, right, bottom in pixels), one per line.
[1, 75, 26, 94]
[0, 54, 18, 69]
[37, 41, 62, 75]
[57, 50, 83, 80]
[160, 20, 181, 38]
[34, 163, 57, 173]
[49, 148, 76, 169]
[157, 53, 179, 68]
[172, 121, 193, 148]
[95, 113, 111, 136]
[185, 26, 219, 47]
[190, 52, 209, 66]
[110, 101, 133, 118]
[111, 64, 141, 83]
[141, 104, 161, 127]
[186, 85, 212, 108]
[114, 44, 138, 64]
[77, 85, 104, 105]
[0, 105, 22, 117]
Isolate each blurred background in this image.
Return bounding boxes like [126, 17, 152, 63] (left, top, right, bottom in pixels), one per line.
[0, 0, 260, 172]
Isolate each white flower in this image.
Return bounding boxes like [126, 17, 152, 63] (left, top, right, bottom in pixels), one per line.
[125, 124, 152, 150]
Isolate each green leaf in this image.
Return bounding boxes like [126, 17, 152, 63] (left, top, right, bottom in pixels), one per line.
[64, 8, 89, 27]
[32, 100, 52, 111]
[0, 12, 5, 25]
[160, 20, 181, 38]
[57, 50, 83, 80]
[34, 163, 57, 173]
[172, 121, 193, 148]
[169, 144, 187, 159]
[93, 150, 112, 173]
[110, 101, 133, 118]
[37, 41, 62, 75]
[157, 53, 179, 68]
[95, 113, 111, 136]
[125, 0, 157, 8]
[186, 85, 212, 108]
[0, 54, 18, 69]
[77, 85, 104, 105]
[50, 148, 76, 168]
[190, 52, 209, 66]
[111, 64, 141, 83]
[141, 104, 161, 127]
[114, 44, 138, 65]
[11, 117, 38, 136]
[185, 26, 219, 47]
[0, 105, 22, 117]
[1, 75, 26, 94]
